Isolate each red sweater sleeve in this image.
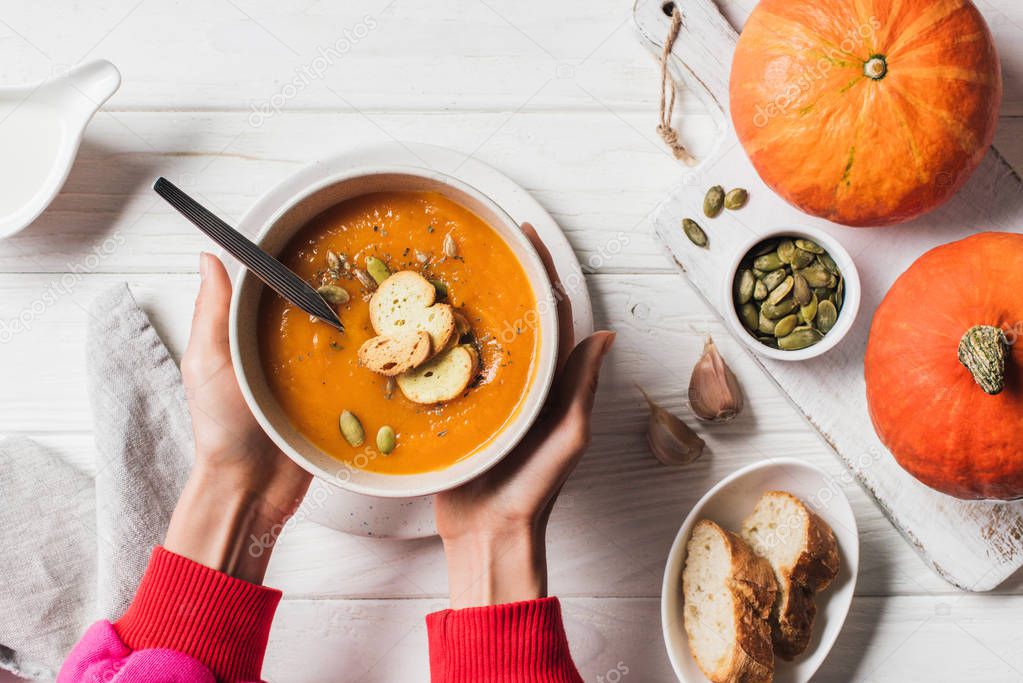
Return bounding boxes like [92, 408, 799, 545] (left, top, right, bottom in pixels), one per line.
[113, 547, 280, 683]
[426, 597, 584, 682]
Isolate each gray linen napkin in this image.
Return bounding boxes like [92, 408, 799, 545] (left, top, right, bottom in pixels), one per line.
[0, 283, 193, 679]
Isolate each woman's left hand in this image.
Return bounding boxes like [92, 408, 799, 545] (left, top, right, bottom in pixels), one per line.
[164, 253, 312, 584]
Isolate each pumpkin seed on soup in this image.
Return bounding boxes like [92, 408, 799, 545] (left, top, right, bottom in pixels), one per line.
[366, 256, 391, 285]
[376, 425, 396, 455]
[317, 284, 350, 306]
[682, 218, 708, 247]
[339, 410, 365, 447]
[703, 186, 725, 217]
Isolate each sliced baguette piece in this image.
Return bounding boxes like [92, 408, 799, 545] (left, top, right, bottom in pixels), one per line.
[397, 344, 478, 404]
[357, 331, 432, 376]
[369, 271, 455, 354]
[740, 491, 839, 660]
[683, 519, 777, 683]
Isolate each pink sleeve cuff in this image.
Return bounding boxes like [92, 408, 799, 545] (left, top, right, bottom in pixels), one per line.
[426, 597, 583, 682]
[113, 547, 280, 683]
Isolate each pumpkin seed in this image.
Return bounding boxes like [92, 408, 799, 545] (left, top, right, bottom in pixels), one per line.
[757, 335, 779, 349]
[795, 238, 824, 254]
[366, 256, 391, 285]
[682, 218, 708, 247]
[818, 252, 839, 275]
[761, 298, 798, 319]
[735, 269, 755, 304]
[724, 188, 749, 210]
[762, 268, 788, 291]
[767, 275, 794, 305]
[339, 410, 365, 447]
[790, 248, 816, 269]
[778, 327, 823, 350]
[326, 250, 341, 274]
[792, 273, 811, 305]
[773, 313, 799, 338]
[317, 284, 350, 306]
[754, 252, 784, 272]
[354, 268, 377, 291]
[703, 185, 725, 217]
[812, 286, 830, 300]
[739, 302, 759, 331]
[384, 376, 396, 400]
[752, 268, 768, 279]
[376, 425, 396, 454]
[776, 239, 796, 264]
[754, 240, 778, 256]
[431, 279, 449, 300]
[757, 311, 776, 334]
[800, 293, 818, 323]
[443, 233, 459, 258]
[798, 266, 833, 288]
[816, 300, 839, 334]
[835, 278, 845, 310]
[753, 279, 768, 300]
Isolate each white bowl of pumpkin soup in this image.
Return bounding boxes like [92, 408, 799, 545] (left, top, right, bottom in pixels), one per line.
[230, 166, 558, 498]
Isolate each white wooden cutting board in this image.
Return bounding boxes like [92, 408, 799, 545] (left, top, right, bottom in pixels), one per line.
[634, 0, 1023, 591]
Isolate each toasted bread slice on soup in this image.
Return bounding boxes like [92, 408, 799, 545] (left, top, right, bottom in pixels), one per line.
[357, 331, 431, 376]
[740, 491, 839, 660]
[397, 344, 478, 404]
[683, 519, 777, 683]
[370, 271, 456, 354]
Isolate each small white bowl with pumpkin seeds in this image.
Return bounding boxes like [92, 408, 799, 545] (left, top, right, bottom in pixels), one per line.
[723, 227, 860, 361]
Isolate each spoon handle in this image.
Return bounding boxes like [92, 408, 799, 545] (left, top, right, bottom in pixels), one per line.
[153, 177, 344, 332]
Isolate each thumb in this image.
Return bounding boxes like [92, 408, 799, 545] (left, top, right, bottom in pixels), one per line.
[187, 253, 233, 356]
[553, 330, 615, 421]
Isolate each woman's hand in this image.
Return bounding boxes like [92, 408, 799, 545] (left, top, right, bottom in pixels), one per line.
[435, 225, 615, 608]
[164, 253, 312, 584]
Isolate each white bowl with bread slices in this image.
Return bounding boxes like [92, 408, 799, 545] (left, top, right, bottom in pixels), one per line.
[229, 163, 559, 498]
[662, 458, 858, 683]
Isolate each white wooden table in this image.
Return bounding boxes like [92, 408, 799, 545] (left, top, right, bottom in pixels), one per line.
[2, 1, 1022, 681]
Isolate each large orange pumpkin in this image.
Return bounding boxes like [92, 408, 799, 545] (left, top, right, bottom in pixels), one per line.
[865, 233, 1023, 500]
[730, 0, 1002, 227]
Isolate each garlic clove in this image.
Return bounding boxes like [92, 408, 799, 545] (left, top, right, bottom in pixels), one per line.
[639, 388, 706, 466]
[688, 337, 744, 423]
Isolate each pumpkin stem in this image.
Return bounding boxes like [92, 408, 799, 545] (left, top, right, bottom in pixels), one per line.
[864, 55, 887, 80]
[958, 325, 1008, 395]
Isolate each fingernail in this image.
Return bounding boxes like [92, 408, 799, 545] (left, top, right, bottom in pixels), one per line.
[199, 252, 210, 281]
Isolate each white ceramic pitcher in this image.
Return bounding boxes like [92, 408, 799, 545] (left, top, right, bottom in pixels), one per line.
[0, 60, 121, 238]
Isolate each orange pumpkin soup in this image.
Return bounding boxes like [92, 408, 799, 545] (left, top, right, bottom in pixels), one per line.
[257, 191, 539, 475]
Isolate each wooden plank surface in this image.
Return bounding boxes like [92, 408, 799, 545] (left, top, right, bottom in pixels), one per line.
[1, 0, 1023, 679]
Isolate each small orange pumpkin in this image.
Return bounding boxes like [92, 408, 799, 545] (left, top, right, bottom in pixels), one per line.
[730, 0, 1001, 227]
[865, 232, 1023, 500]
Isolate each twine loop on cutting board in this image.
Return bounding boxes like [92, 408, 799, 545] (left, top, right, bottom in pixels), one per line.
[657, 4, 696, 165]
